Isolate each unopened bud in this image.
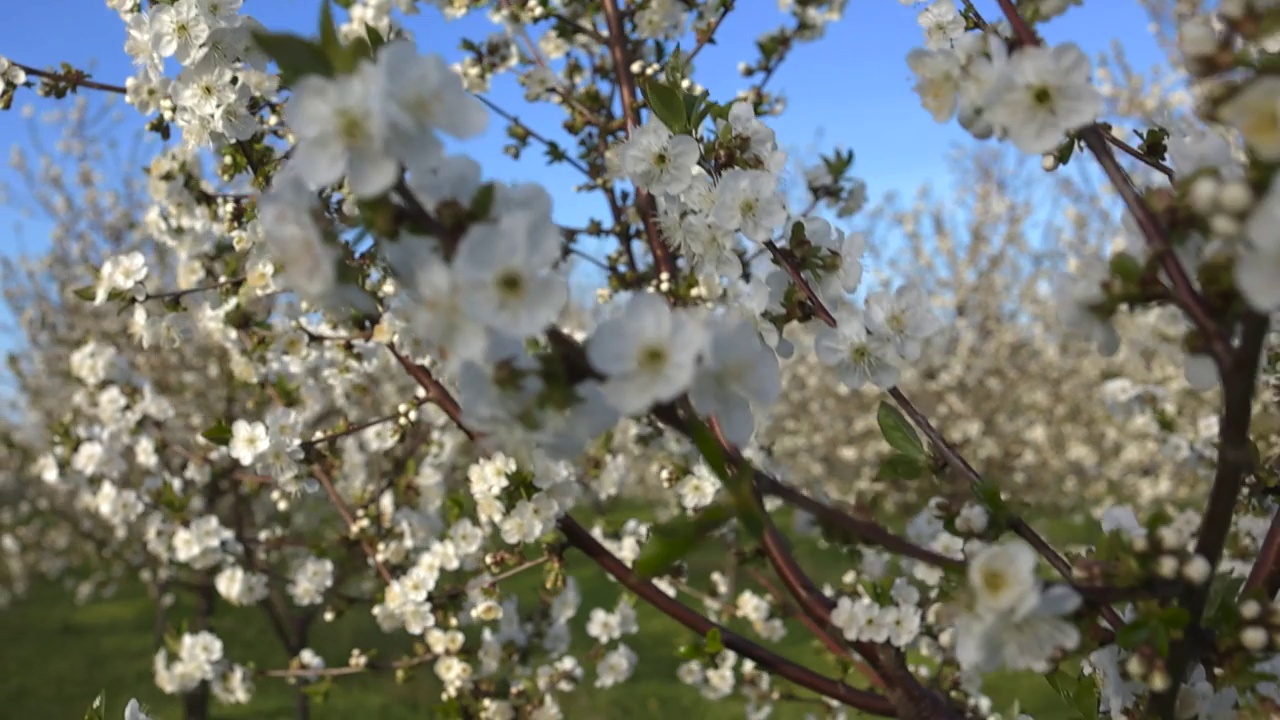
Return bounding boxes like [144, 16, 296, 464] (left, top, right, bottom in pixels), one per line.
[1181, 554, 1212, 585]
[1241, 599, 1263, 621]
[1125, 653, 1149, 679]
[1188, 175, 1220, 215]
[1156, 554, 1180, 579]
[1241, 625, 1270, 652]
[1148, 667, 1172, 693]
[1218, 179, 1254, 214]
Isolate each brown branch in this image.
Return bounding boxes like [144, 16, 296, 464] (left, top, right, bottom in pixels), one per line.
[311, 464, 393, 584]
[556, 514, 897, 717]
[763, 240, 837, 327]
[600, 0, 677, 279]
[1103, 132, 1175, 182]
[472, 94, 593, 177]
[386, 346, 477, 443]
[707, 417, 961, 720]
[11, 62, 127, 94]
[887, 387, 1127, 631]
[744, 566, 887, 690]
[299, 397, 428, 450]
[1150, 312, 1269, 719]
[688, 4, 734, 63]
[1245, 507, 1280, 598]
[757, 473, 965, 570]
[989, 0, 1229, 367]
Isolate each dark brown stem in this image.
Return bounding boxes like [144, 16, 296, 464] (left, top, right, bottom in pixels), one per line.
[311, 464, 393, 584]
[756, 472, 963, 569]
[1103, 132, 1175, 182]
[1245, 507, 1280, 597]
[387, 346, 477, 443]
[556, 514, 897, 717]
[887, 387, 1127, 631]
[1150, 312, 1269, 719]
[600, 0, 677, 279]
[763, 240, 837, 327]
[989, 0, 1229, 368]
[12, 62, 127, 94]
[1079, 130, 1230, 367]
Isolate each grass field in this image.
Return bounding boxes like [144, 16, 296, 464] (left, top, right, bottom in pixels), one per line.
[0, 511, 1096, 719]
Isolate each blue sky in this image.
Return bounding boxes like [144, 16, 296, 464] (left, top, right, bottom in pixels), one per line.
[0, 0, 1165, 379]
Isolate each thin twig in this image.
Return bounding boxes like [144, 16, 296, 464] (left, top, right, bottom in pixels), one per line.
[887, 387, 1127, 631]
[12, 62, 127, 94]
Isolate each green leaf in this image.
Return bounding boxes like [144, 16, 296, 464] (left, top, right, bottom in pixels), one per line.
[469, 182, 497, 220]
[686, 416, 765, 542]
[639, 77, 690, 133]
[704, 627, 724, 654]
[876, 452, 924, 481]
[365, 24, 387, 52]
[1205, 574, 1245, 623]
[877, 401, 925, 461]
[72, 285, 97, 302]
[252, 31, 333, 87]
[318, 0, 361, 72]
[676, 643, 704, 660]
[202, 419, 233, 446]
[1113, 618, 1151, 650]
[633, 503, 734, 577]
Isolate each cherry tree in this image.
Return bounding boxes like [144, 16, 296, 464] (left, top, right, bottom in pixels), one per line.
[4, 0, 1280, 719]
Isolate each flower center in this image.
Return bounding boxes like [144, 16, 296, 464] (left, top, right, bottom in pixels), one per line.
[496, 270, 524, 298]
[638, 345, 669, 372]
[979, 567, 1008, 596]
[338, 110, 368, 145]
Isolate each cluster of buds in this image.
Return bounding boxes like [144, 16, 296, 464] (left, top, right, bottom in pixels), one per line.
[1124, 647, 1175, 693]
[1235, 598, 1280, 653]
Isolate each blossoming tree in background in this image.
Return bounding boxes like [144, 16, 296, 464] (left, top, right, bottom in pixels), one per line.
[4, 0, 1280, 719]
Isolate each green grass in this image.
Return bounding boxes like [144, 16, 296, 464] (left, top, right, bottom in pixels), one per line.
[0, 511, 1097, 719]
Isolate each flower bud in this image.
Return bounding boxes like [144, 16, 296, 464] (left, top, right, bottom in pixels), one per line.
[1208, 213, 1240, 238]
[1219, 0, 1247, 21]
[1125, 653, 1149, 679]
[1188, 175, 1220, 214]
[1156, 554, 1181, 579]
[1241, 599, 1263, 621]
[1178, 17, 1219, 60]
[1148, 667, 1172, 693]
[1241, 625, 1269, 651]
[1042, 153, 1059, 171]
[1181, 554, 1212, 585]
[1218, 179, 1254, 214]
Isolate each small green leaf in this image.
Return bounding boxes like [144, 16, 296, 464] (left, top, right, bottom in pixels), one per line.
[1205, 575, 1245, 623]
[877, 453, 924, 481]
[877, 401, 925, 461]
[704, 627, 724, 654]
[639, 77, 690, 133]
[72, 285, 97, 302]
[365, 24, 387, 51]
[686, 416, 765, 542]
[1113, 618, 1151, 650]
[252, 31, 333, 86]
[676, 643, 704, 660]
[469, 183, 497, 220]
[633, 503, 734, 577]
[202, 419, 233, 446]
